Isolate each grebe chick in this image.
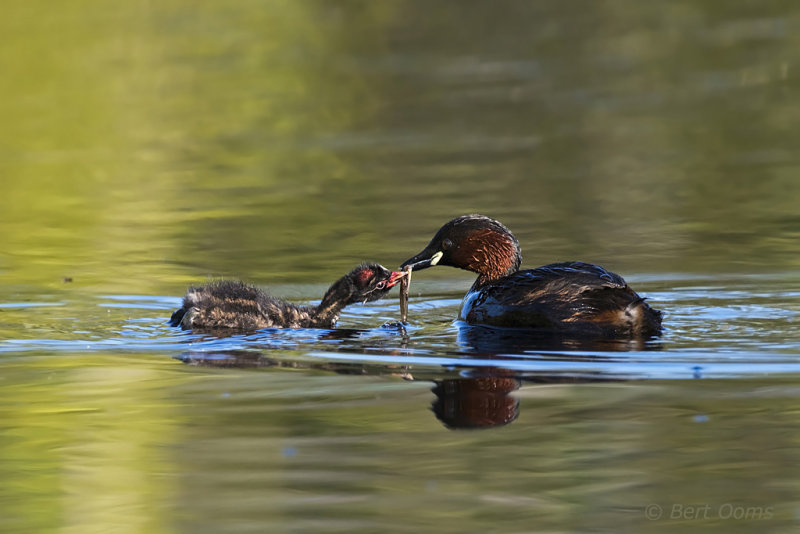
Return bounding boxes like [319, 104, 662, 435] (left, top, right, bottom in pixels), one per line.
[169, 263, 405, 330]
[401, 215, 662, 337]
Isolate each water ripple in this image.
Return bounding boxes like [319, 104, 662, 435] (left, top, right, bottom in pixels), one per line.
[0, 275, 798, 382]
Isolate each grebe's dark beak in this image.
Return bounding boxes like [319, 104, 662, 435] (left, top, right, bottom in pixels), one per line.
[400, 250, 443, 272]
[386, 270, 408, 288]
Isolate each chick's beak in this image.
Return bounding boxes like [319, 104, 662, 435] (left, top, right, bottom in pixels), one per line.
[400, 250, 443, 272]
[386, 270, 407, 288]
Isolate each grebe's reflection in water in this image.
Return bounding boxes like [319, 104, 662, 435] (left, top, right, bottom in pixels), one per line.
[176, 347, 618, 430]
[431, 374, 520, 429]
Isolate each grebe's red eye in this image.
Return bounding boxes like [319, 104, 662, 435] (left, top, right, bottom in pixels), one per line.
[442, 239, 453, 250]
[375, 281, 387, 290]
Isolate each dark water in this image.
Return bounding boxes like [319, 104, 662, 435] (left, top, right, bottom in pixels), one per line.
[2, 2, 800, 532]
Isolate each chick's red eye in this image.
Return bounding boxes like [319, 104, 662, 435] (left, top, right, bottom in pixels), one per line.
[442, 239, 453, 250]
[375, 281, 387, 290]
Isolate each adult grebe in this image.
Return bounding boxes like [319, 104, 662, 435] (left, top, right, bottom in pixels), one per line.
[401, 215, 662, 336]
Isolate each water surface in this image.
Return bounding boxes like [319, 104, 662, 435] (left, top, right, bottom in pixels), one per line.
[2, 1, 800, 532]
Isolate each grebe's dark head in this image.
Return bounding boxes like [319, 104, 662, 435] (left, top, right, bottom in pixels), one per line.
[400, 215, 521, 282]
[329, 263, 405, 306]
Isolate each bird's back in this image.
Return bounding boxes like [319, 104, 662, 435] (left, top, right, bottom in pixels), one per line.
[460, 262, 662, 336]
[169, 280, 321, 330]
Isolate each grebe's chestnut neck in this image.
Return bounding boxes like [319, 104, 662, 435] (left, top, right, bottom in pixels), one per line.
[401, 214, 522, 288]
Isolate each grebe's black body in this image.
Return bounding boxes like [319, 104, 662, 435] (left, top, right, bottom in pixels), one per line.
[170, 263, 403, 330]
[401, 215, 662, 337]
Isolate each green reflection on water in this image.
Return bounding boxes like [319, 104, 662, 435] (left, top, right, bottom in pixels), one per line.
[2, 356, 799, 533]
[0, 354, 185, 533]
[2, 2, 800, 531]
[2, 1, 799, 297]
